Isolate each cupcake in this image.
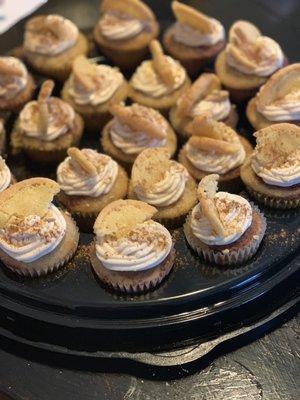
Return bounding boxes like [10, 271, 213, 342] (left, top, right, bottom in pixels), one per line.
[0, 57, 35, 113]
[0, 119, 6, 154]
[23, 15, 89, 81]
[184, 174, 266, 266]
[56, 147, 128, 232]
[241, 123, 300, 209]
[215, 20, 286, 103]
[101, 103, 177, 171]
[61, 55, 129, 132]
[11, 80, 84, 165]
[0, 178, 79, 277]
[129, 40, 191, 115]
[178, 115, 253, 192]
[128, 148, 197, 228]
[163, 1, 225, 77]
[247, 64, 300, 131]
[93, 0, 159, 70]
[90, 199, 176, 293]
[169, 73, 238, 144]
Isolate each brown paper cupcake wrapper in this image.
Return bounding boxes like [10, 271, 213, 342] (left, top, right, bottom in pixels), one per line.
[68, 210, 98, 233]
[1, 214, 79, 277]
[91, 244, 176, 294]
[155, 212, 189, 230]
[246, 186, 300, 209]
[184, 204, 266, 267]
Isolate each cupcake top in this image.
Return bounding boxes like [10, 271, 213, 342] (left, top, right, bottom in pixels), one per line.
[0, 178, 66, 263]
[0, 157, 12, 193]
[94, 199, 172, 272]
[0, 57, 28, 100]
[97, 0, 156, 41]
[191, 174, 252, 246]
[175, 73, 231, 121]
[68, 56, 124, 106]
[225, 20, 284, 77]
[131, 40, 186, 98]
[251, 123, 300, 187]
[57, 147, 118, 197]
[19, 80, 75, 142]
[255, 64, 300, 122]
[184, 115, 246, 174]
[109, 103, 168, 155]
[131, 148, 189, 207]
[171, 1, 225, 47]
[24, 15, 79, 56]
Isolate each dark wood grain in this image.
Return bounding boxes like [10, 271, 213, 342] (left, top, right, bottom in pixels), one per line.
[0, 315, 298, 400]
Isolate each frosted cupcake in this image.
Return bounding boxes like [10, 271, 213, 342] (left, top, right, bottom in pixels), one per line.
[215, 20, 286, 102]
[0, 57, 35, 113]
[23, 15, 89, 81]
[93, 0, 159, 70]
[247, 64, 300, 131]
[57, 147, 128, 232]
[179, 115, 253, 192]
[184, 174, 266, 266]
[11, 80, 84, 164]
[241, 123, 300, 209]
[169, 73, 238, 143]
[163, 1, 225, 76]
[61, 56, 129, 132]
[101, 103, 177, 171]
[0, 178, 79, 277]
[129, 40, 190, 115]
[128, 148, 197, 228]
[90, 199, 176, 293]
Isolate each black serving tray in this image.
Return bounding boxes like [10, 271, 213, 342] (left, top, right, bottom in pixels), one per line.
[0, 0, 299, 365]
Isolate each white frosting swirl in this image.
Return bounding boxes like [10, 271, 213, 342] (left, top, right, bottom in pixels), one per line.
[0, 57, 28, 100]
[226, 37, 284, 77]
[257, 90, 300, 121]
[98, 13, 144, 40]
[57, 149, 118, 197]
[68, 65, 124, 106]
[24, 15, 79, 56]
[0, 204, 66, 263]
[131, 57, 186, 98]
[0, 157, 12, 193]
[191, 192, 252, 246]
[96, 220, 172, 272]
[251, 150, 300, 187]
[174, 20, 224, 47]
[135, 161, 189, 207]
[19, 98, 75, 142]
[186, 130, 246, 174]
[191, 93, 231, 121]
[110, 112, 167, 155]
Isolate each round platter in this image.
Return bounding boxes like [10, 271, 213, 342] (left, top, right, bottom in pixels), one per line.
[0, 0, 299, 358]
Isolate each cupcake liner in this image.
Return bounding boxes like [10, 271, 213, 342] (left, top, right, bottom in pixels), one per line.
[154, 212, 189, 230]
[0, 212, 79, 277]
[67, 210, 98, 233]
[90, 243, 176, 294]
[184, 204, 266, 267]
[246, 186, 300, 209]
